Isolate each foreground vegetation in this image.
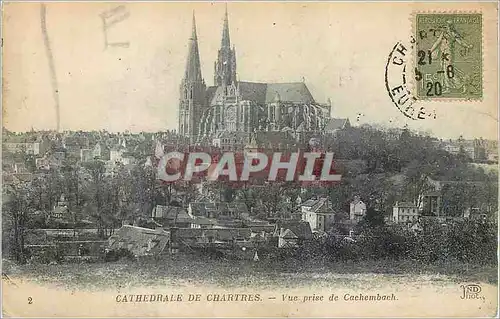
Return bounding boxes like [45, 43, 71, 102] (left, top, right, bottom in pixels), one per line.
[3, 255, 497, 291]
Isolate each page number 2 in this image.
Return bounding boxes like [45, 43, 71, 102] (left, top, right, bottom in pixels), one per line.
[28, 297, 33, 304]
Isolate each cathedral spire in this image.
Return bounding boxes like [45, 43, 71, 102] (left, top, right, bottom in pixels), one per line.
[214, 4, 237, 86]
[221, 4, 230, 48]
[191, 10, 197, 40]
[184, 11, 202, 82]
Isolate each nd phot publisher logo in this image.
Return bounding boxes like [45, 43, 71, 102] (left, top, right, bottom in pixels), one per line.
[460, 284, 484, 300]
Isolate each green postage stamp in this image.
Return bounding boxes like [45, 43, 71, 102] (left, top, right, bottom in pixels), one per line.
[414, 13, 482, 100]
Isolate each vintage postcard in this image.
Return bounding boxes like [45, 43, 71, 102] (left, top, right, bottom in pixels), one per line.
[1, 1, 499, 317]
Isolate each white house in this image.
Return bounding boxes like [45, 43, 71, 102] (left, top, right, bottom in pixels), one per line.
[392, 202, 420, 223]
[3, 142, 41, 155]
[349, 196, 366, 223]
[110, 149, 124, 162]
[301, 197, 335, 232]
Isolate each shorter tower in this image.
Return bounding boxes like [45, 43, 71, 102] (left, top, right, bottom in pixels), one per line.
[214, 6, 237, 87]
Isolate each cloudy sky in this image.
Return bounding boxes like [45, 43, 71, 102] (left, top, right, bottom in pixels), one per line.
[3, 2, 498, 139]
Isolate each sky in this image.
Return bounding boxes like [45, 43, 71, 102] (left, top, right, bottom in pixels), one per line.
[2, 2, 498, 139]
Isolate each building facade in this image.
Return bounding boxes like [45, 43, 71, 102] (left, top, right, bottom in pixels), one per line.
[392, 202, 420, 223]
[178, 8, 332, 143]
[349, 196, 366, 223]
[301, 197, 335, 232]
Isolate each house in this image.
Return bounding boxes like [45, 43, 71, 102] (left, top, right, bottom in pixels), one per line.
[50, 194, 72, 220]
[80, 149, 93, 162]
[243, 220, 275, 234]
[107, 225, 170, 256]
[172, 227, 252, 248]
[349, 196, 366, 223]
[193, 216, 217, 229]
[188, 202, 219, 218]
[92, 143, 110, 160]
[216, 228, 252, 243]
[13, 162, 28, 174]
[2, 158, 15, 173]
[324, 118, 351, 134]
[212, 131, 249, 151]
[110, 148, 124, 162]
[63, 135, 90, 158]
[189, 201, 249, 220]
[152, 205, 199, 228]
[2, 173, 18, 186]
[3, 142, 41, 155]
[276, 228, 300, 248]
[300, 197, 335, 232]
[272, 220, 312, 248]
[392, 202, 420, 223]
[218, 202, 249, 219]
[35, 157, 50, 170]
[441, 138, 475, 159]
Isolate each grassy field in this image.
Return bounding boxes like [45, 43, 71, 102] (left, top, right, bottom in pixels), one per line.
[2, 255, 497, 291]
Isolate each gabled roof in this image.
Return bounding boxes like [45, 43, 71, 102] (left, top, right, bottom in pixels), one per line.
[237, 82, 268, 103]
[108, 225, 170, 256]
[266, 83, 315, 103]
[309, 197, 334, 213]
[281, 228, 299, 239]
[325, 118, 350, 131]
[217, 228, 252, 241]
[274, 220, 313, 240]
[226, 202, 249, 214]
[301, 199, 317, 207]
[194, 216, 217, 226]
[236, 82, 315, 104]
[153, 205, 193, 222]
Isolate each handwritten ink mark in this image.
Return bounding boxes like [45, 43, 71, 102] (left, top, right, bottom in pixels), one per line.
[100, 5, 130, 50]
[40, 3, 61, 132]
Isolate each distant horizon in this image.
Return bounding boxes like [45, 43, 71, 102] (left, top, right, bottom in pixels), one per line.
[3, 2, 498, 140]
[2, 123, 496, 142]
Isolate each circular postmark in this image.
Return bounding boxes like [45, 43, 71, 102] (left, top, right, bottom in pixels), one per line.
[385, 36, 436, 120]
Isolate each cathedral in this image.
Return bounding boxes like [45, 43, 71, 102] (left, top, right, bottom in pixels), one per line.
[178, 8, 332, 143]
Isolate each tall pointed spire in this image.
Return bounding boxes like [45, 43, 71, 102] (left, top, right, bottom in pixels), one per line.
[191, 10, 197, 40]
[184, 11, 202, 81]
[214, 4, 237, 86]
[221, 4, 230, 48]
[179, 10, 206, 140]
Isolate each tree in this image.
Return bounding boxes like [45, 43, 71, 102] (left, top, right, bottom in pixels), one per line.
[358, 207, 385, 230]
[2, 185, 35, 264]
[81, 160, 110, 238]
